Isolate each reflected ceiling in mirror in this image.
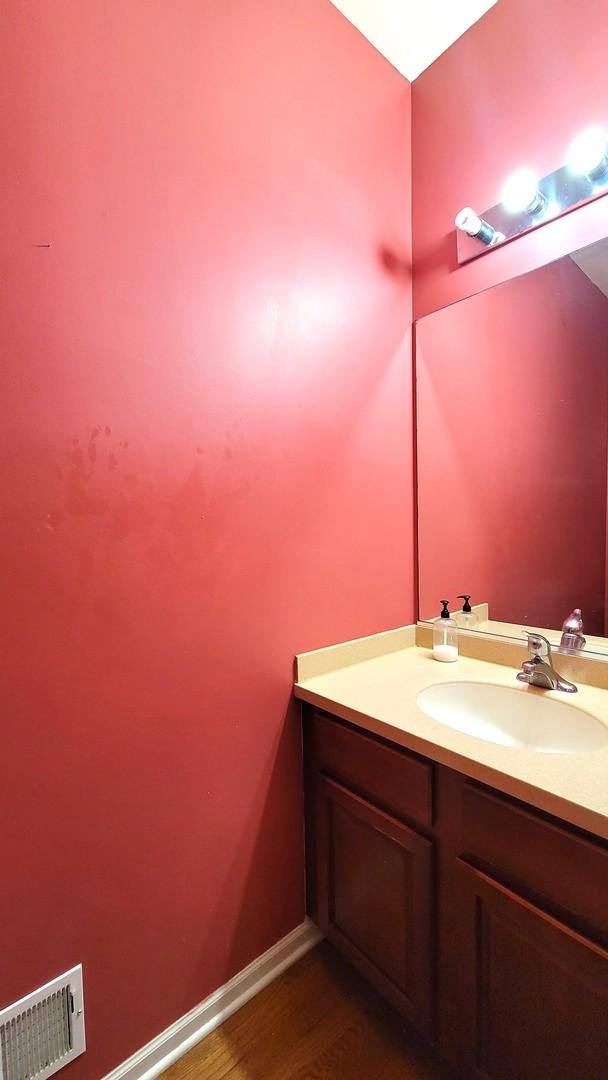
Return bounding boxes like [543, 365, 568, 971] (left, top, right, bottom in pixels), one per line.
[416, 234, 608, 657]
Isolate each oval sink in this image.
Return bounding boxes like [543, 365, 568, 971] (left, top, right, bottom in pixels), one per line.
[416, 682, 608, 753]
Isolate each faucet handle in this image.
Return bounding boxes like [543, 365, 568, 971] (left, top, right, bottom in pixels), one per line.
[522, 630, 552, 660]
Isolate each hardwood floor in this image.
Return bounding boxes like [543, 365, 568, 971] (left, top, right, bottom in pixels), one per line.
[160, 942, 455, 1079]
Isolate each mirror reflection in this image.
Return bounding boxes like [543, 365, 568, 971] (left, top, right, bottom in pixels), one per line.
[416, 235, 608, 655]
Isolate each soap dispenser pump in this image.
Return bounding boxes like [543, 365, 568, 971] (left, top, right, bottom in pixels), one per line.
[433, 600, 459, 662]
[455, 594, 480, 630]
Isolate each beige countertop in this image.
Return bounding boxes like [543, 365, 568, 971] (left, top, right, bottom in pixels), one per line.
[421, 601, 608, 658]
[294, 632, 608, 840]
[468, 617, 608, 658]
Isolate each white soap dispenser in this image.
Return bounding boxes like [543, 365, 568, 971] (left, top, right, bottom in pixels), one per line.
[455, 594, 480, 630]
[433, 600, 459, 662]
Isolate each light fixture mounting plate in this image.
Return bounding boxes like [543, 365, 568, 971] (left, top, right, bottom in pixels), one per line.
[456, 162, 608, 264]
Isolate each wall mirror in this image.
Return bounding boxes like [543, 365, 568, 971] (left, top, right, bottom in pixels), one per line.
[416, 233, 608, 658]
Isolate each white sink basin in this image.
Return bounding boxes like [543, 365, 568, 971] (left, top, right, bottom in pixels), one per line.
[416, 682, 608, 753]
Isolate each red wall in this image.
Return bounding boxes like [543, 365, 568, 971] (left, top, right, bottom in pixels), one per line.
[0, 3, 412, 1076]
[417, 257, 608, 634]
[412, 0, 608, 319]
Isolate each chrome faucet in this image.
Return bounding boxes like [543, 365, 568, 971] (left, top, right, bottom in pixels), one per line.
[517, 632, 577, 693]
[560, 608, 586, 653]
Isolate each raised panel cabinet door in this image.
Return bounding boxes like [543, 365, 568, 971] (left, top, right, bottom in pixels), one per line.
[314, 774, 434, 1036]
[455, 862, 608, 1080]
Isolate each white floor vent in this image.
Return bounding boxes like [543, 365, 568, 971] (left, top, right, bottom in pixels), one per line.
[0, 965, 85, 1080]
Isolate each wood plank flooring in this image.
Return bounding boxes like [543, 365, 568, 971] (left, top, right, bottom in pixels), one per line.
[160, 942, 455, 1079]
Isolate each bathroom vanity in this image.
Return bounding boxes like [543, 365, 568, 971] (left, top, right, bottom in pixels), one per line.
[296, 636, 608, 1079]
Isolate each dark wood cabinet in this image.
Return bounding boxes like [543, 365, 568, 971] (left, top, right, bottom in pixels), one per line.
[454, 862, 608, 1080]
[314, 774, 434, 1036]
[304, 705, 608, 1079]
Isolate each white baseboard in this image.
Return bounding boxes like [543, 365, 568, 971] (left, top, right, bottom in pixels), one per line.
[102, 918, 323, 1080]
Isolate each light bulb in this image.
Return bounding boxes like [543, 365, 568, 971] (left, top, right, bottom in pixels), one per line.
[455, 207, 503, 246]
[455, 207, 485, 236]
[501, 169, 546, 215]
[567, 126, 608, 179]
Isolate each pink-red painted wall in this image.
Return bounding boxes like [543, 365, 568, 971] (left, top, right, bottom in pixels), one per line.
[0, 3, 412, 1075]
[417, 256, 608, 633]
[412, 0, 608, 319]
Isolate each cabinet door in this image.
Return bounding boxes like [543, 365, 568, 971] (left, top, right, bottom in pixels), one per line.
[314, 774, 434, 1036]
[455, 862, 608, 1080]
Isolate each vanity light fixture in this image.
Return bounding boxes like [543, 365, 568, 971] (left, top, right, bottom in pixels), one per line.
[454, 207, 504, 246]
[500, 168, 547, 216]
[456, 121, 608, 265]
[567, 125, 608, 180]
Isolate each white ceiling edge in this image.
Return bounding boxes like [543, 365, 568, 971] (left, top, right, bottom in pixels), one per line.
[328, 0, 499, 82]
[570, 238, 608, 299]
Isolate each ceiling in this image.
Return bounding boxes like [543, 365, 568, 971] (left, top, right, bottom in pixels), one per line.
[570, 238, 608, 298]
[328, 0, 499, 81]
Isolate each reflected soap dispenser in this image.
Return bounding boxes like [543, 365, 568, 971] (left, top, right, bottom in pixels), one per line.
[433, 600, 459, 662]
[455, 594, 480, 630]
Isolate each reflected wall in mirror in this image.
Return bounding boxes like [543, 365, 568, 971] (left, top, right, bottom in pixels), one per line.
[416, 234, 608, 655]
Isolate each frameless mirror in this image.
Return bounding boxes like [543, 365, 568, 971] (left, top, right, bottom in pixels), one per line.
[416, 234, 608, 657]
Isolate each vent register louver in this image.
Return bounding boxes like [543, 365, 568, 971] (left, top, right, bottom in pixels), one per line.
[0, 966, 85, 1080]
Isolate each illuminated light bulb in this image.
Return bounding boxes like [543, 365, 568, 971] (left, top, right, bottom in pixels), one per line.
[567, 125, 608, 179]
[455, 207, 501, 245]
[501, 169, 546, 215]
